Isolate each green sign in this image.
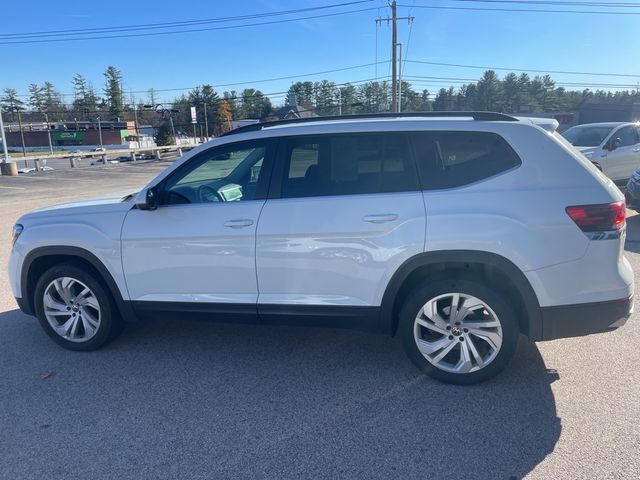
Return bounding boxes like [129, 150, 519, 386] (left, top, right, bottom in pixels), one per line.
[52, 131, 85, 146]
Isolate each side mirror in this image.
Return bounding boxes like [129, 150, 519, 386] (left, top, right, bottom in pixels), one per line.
[608, 137, 622, 151]
[137, 186, 158, 211]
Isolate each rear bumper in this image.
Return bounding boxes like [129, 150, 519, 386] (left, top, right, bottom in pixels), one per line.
[540, 296, 633, 341]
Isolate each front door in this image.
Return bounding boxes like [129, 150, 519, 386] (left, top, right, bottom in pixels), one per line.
[603, 125, 640, 183]
[121, 139, 274, 312]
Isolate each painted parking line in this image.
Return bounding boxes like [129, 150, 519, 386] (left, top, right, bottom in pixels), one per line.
[0, 185, 26, 190]
[22, 176, 98, 182]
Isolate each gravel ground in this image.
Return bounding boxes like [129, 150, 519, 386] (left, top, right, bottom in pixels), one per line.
[0, 162, 638, 480]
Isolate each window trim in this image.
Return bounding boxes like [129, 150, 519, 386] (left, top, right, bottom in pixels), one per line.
[268, 132, 420, 200]
[156, 138, 277, 207]
[409, 130, 522, 191]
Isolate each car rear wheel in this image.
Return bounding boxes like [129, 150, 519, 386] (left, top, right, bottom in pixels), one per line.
[398, 276, 519, 385]
[34, 264, 124, 351]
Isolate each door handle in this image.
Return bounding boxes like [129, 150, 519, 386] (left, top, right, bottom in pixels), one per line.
[224, 219, 254, 228]
[363, 214, 398, 224]
[633, 149, 640, 152]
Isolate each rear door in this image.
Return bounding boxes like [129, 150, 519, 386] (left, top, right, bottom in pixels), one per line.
[255, 132, 426, 325]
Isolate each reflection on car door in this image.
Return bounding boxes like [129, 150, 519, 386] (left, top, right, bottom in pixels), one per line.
[255, 133, 426, 326]
[120, 140, 275, 318]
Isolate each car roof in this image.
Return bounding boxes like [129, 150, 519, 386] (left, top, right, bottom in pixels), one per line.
[215, 117, 541, 146]
[223, 112, 519, 138]
[569, 122, 633, 128]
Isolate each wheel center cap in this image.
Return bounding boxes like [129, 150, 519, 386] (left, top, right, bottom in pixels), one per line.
[451, 326, 463, 336]
[71, 305, 79, 312]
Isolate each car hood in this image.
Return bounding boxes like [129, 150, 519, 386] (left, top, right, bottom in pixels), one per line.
[27, 189, 138, 215]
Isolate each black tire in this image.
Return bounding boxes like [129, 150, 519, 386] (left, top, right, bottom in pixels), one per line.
[398, 276, 519, 385]
[33, 263, 124, 351]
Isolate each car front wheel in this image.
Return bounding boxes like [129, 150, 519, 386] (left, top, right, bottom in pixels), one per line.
[33, 264, 124, 351]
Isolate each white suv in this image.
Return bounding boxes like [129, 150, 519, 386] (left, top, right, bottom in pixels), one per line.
[8, 112, 634, 384]
[562, 122, 640, 184]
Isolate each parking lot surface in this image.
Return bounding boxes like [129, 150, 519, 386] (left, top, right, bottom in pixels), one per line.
[0, 161, 639, 479]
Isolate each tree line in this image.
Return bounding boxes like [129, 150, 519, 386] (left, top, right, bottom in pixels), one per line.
[2, 65, 639, 142]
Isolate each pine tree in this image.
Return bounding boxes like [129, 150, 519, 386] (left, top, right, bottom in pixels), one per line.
[239, 89, 271, 119]
[1, 88, 23, 121]
[104, 66, 124, 120]
[28, 84, 45, 111]
[154, 122, 174, 146]
[339, 84, 358, 114]
[476, 70, 503, 111]
[72, 74, 99, 119]
[313, 80, 337, 115]
[42, 81, 62, 114]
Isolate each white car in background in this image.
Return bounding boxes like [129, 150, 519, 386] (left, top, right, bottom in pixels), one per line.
[562, 122, 640, 185]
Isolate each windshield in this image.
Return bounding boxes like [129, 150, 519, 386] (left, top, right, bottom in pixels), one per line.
[562, 125, 615, 147]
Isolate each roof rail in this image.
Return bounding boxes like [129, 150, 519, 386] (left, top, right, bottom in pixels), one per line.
[222, 111, 519, 137]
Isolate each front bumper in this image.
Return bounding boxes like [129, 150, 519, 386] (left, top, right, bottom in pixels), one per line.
[15, 296, 33, 316]
[540, 296, 633, 341]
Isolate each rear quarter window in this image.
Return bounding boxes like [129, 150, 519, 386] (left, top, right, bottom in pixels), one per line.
[412, 131, 522, 189]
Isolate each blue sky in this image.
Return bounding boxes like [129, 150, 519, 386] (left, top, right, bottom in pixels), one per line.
[1, 0, 639, 106]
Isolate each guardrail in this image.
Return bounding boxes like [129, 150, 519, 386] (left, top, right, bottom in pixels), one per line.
[10, 145, 192, 172]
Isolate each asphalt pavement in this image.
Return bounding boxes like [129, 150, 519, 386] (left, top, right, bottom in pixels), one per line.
[0, 162, 638, 479]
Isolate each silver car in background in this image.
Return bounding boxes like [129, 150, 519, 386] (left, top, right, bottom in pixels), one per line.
[562, 122, 640, 185]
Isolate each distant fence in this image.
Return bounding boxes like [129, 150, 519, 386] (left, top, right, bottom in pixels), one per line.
[10, 144, 192, 171]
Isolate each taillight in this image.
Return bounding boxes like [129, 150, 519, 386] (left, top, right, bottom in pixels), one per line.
[566, 201, 625, 232]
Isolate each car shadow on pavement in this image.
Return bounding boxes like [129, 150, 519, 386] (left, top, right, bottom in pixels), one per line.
[0, 309, 561, 480]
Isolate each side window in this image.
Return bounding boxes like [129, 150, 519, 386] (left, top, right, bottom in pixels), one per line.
[161, 141, 269, 205]
[612, 126, 637, 148]
[289, 143, 320, 178]
[412, 132, 522, 189]
[281, 134, 417, 199]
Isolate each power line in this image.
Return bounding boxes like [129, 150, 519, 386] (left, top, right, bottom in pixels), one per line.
[405, 59, 640, 78]
[0, 6, 378, 45]
[449, 0, 640, 7]
[401, 1, 416, 80]
[404, 73, 640, 88]
[401, 2, 640, 14]
[0, 1, 373, 39]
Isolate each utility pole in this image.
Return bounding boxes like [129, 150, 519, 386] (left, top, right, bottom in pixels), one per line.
[97, 115, 104, 149]
[169, 115, 176, 140]
[14, 107, 26, 158]
[43, 112, 53, 154]
[375, 1, 414, 113]
[391, 1, 397, 112]
[203, 102, 209, 140]
[0, 107, 9, 163]
[131, 90, 141, 148]
[398, 43, 403, 113]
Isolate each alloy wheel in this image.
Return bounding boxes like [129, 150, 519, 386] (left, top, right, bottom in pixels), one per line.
[413, 292, 503, 374]
[42, 277, 102, 342]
